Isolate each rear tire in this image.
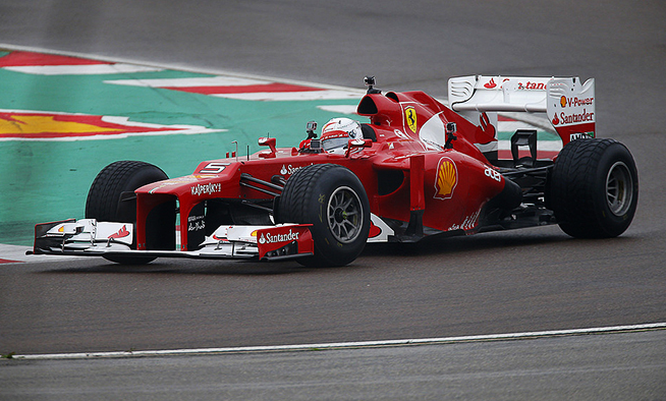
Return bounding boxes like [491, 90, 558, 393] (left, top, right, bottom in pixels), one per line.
[86, 161, 168, 264]
[549, 138, 638, 238]
[276, 164, 370, 267]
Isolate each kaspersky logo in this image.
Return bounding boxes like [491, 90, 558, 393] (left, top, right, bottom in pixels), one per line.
[434, 157, 457, 200]
[0, 110, 223, 141]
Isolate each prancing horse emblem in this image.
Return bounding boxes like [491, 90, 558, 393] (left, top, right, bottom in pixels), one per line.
[405, 107, 417, 133]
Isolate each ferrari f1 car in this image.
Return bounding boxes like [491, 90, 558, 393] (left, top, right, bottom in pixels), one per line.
[32, 75, 638, 267]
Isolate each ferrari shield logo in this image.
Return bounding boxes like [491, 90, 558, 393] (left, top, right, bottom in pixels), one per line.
[434, 157, 457, 200]
[405, 107, 417, 133]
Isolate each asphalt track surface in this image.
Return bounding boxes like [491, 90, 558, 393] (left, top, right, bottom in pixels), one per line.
[1, 0, 665, 399]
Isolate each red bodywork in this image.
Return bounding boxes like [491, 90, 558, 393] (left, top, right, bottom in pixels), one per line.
[136, 90, 509, 251]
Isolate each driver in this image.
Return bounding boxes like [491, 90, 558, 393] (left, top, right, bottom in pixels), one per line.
[320, 117, 364, 154]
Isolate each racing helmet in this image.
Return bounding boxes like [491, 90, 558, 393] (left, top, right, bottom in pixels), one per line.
[320, 118, 363, 154]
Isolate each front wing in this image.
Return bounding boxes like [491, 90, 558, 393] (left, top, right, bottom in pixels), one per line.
[32, 219, 314, 262]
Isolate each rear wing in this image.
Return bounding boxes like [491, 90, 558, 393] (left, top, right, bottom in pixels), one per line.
[448, 75, 595, 145]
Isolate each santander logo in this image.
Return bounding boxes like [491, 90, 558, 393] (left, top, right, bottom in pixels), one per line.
[108, 225, 130, 239]
[483, 78, 547, 91]
[484, 78, 497, 89]
[258, 229, 300, 245]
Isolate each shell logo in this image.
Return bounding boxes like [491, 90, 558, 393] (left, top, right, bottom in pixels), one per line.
[405, 107, 418, 133]
[434, 157, 458, 200]
[560, 95, 567, 108]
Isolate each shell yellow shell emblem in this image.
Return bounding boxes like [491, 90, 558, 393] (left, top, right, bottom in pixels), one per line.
[434, 157, 458, 200]
[405, 107, 417, 133]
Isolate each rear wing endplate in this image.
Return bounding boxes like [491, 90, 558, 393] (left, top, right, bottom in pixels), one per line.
[448, 75, 595, 145]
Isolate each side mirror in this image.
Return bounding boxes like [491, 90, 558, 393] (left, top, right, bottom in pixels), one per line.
[258, 137, 277, 158]
[349, 138, 372, 148]
[345, 138, 373, 157]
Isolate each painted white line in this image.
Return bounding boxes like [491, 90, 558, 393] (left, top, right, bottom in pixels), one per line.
[3, 64, 162, 75]
[210, 90, 361, 101]
[9, 322, 666, 360]
[105, 76, 267, 87]
[317, 105, 358, 114]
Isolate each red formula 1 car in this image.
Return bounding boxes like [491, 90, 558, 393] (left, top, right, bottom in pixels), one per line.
[33, 76, 638, 267]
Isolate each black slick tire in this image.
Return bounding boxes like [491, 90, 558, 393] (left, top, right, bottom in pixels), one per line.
[549, 138, 638, 238]
[85, 161, 168, 264]
[277, 164, 370, 267]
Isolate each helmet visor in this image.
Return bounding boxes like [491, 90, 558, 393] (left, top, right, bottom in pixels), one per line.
[322, 136, 349, 152]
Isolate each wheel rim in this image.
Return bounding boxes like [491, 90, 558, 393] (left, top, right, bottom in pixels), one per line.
[606, 161, 634, 216]
[327, 186, 364, 244]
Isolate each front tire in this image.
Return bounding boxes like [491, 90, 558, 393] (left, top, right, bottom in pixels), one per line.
[277, 164, 370, 267]
[86, 161, 168, 264]
[549, 138, 638, 238]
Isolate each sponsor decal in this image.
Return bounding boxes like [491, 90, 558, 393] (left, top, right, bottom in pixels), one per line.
[108, 225, 130, 239]
[560, 96, 594, 108]
[188, 215, 205, 232]
[434, 157, 458, 200]
[448, 209, 482, 231]
[551, 109, 594, 126]
[517, 81, 547, 90]
[280, 164, 302, 176]
[483, 78, 544, 90]
[212, 234, 229, 242]
[548, 83, 595, 131]
[199, 162, 230, 174]
[211, 226, 231, 242]
[191, 182, 222, 196]
[279, 163, 315, 176]
[258, 229, 300, 245]
[484, 167, 502, 183]
[570, 132, 594, 141]
[405, 106, 418, 133]
[147, 175, 206, 194]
